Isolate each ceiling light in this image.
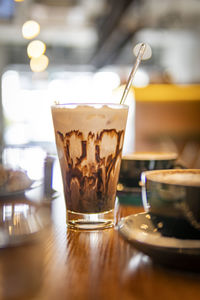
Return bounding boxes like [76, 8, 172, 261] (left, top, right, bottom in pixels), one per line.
[30, 55, 49, 73]
[27, 40, 46, 58]
[22, 20, 40, 40]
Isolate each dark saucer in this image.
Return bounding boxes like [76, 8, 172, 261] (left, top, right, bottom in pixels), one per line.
[118, 212, 200, 271]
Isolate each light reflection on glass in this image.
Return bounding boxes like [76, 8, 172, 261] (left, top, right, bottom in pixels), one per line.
[13, 214, 20, 226]
[3, 205, 12, 222]
[157, 222, 163, 229]
[14, 204, 29, 216]
[8, 225, 12, 235]
[145, 214, 151, 219]
[140, 224, 148, 230]
[2, 204, 30, 223]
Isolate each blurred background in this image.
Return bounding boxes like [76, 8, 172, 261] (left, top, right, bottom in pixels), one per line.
[0, 0, 200, 168]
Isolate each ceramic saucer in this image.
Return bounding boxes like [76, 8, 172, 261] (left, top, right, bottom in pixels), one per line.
[118, 212, 200, 271]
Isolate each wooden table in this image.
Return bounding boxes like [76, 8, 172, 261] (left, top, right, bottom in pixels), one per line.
[0, 193, 200, 300]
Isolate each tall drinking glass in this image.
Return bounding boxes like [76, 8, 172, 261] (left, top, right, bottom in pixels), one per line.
[51, 103, 128, 229]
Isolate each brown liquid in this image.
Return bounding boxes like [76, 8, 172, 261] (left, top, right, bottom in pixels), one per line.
[57, 129, 125, 213]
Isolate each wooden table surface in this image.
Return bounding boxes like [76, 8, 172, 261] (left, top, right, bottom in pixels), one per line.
[0, 193, 200, 300]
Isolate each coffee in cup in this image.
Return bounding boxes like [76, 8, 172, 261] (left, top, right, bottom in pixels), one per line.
[141, 169, 200, 235]
[119, 151, 178, 188]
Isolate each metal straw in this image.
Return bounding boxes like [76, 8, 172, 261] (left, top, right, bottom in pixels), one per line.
[120, 43, 146, 105]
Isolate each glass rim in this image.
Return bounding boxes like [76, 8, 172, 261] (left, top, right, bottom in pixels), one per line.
[51, 102, 129, 109]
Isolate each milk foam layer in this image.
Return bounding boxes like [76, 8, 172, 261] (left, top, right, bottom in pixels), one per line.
[123, 152, 177, 161]
[51, 104, 128, 139]
[146, 170, 200, 187]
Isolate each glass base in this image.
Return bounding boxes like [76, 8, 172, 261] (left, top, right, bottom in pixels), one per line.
[66, 209, 115, 230]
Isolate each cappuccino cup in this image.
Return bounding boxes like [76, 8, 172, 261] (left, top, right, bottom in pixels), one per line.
[141, 169, 200, 235]
[119, 151, 178, 188]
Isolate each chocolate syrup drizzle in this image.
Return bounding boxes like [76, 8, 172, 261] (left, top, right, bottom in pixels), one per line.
[57, 129, 124, 213]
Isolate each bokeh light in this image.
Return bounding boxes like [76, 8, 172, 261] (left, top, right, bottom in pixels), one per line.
[27, 40, 46, 58]
[30, 55, 49, 72]
[93, 72, 120, 91]
[22, 20, 40, 40]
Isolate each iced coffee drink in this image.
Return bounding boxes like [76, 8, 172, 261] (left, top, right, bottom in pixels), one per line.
[51, 103, 128, 229]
